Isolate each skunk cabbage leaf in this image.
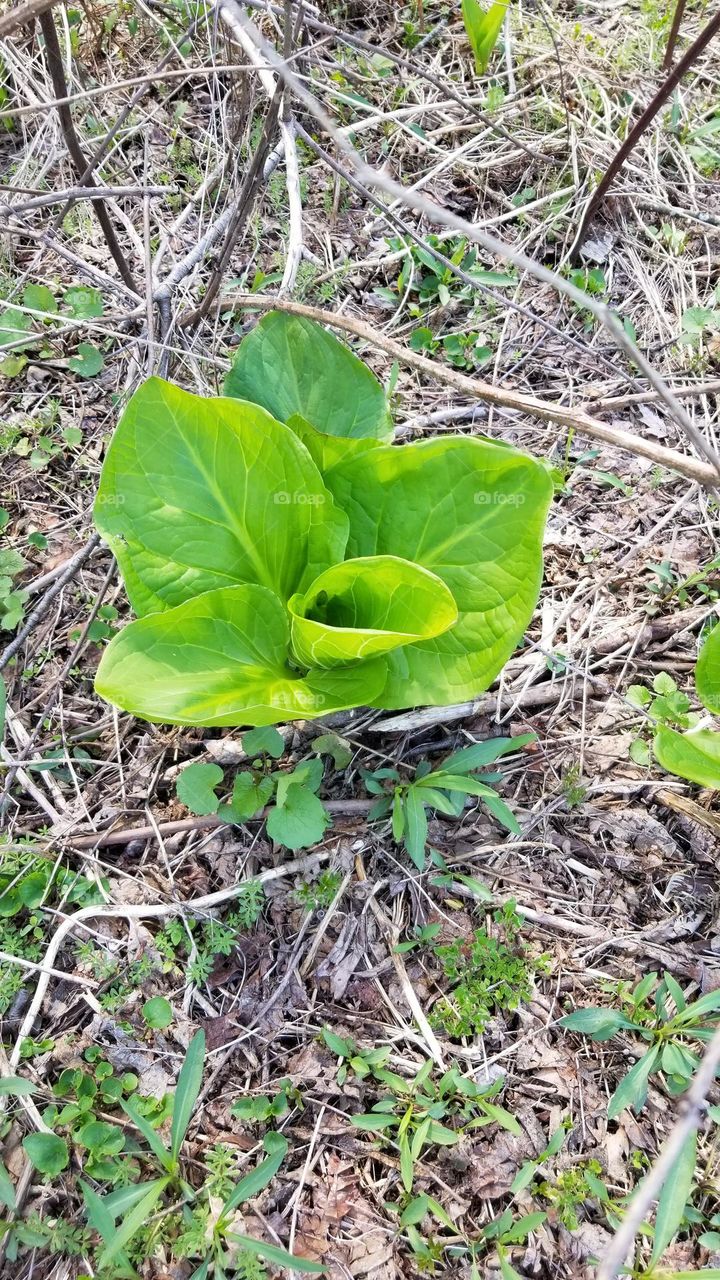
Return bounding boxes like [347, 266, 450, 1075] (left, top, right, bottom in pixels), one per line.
[94, 312, 552, 726]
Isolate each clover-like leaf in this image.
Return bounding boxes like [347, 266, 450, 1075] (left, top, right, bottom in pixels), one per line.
[69, 342, 104, 379]
[224, 312, 392, 439]
[95, 584, 387, 727]
[218, 771, 274, 822]
[266, 783, 330, 850]
[242, 726, 285, 758]
[23, 1132, 69, 1176]
[289, 555, 458, 668]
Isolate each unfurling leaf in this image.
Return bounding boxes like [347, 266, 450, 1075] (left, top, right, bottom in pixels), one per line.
[461, 0, 508, 74]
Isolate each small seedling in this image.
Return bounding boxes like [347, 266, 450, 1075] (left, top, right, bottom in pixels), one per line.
[432, 902, 540, 1037]
[561, 971, 720, 1117]
[364, 734, 534, 869]
[352, 1059, 519, 1200]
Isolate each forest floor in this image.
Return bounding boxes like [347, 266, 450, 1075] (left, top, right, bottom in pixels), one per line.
[1, 0, 720, 1276]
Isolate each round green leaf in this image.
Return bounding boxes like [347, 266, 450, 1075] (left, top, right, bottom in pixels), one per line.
[224, 312, 392, 439]
[69, 343, 104, 379]
[289, 555, 458, 667]
[176, 762, 225, 815]
[23, 1132, 69, 1175]
[142, 997, 173, 1030]
[95, 584, 387, 727]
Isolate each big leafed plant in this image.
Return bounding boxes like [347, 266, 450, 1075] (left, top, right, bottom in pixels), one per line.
[93, 312, 552, 726]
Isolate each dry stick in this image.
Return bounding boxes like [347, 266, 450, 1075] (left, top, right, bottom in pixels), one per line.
[209, 294, 719, 487]
[1, 557, 115, 809]
[192, 96, 283, 322]
[4, 850, 334, 1075]
[296, 125, 630, 386]
[0, 0, 59, 38]
[571, 7, 720, 261]
[663, 0, 689, 70]
[0, 533, 100, 675]
[38, 11, 137, 293]
[244, 0, 553, 164]
[0, 63, 272, 121]
[0, 185, 171, 215]
[67, 798, 373, 849]
[597, 1021, 720, 1280]
[50, 15, 201, 234]
[214, 5, 720, 486]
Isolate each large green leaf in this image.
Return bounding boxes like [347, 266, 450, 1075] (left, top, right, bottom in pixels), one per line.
[287, 414, 382, 474]
[324, 436, 552, 708]
[95, 585, 386, 726]
[653, 725, 720, 788]
[289, 555, 458, 667]
[696, 620, 720, 714]
[224, 312, 392, 439]
[94, 377, 346, 614]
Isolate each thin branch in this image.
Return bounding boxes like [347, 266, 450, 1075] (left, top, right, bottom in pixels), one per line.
[0, 0, 59, 38]
[213, 3, 720, 486]
[0, 533, 101, 674]
[572, 6, 720, 259]
[0, 185, 171, 215]
[208, 294, 719, 487]
[597, 1022, 720, 1280]
[663, 0, 689, 70]
[38, 11, 138, 292]
[68, 799, 373, 849]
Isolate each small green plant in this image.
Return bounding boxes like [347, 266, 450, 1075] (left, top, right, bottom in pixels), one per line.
[432, 902, 539, 1037]
[2, 1033, 323, 1276]
[321, 1028, 395, 1086]
[93, 311, 552, 727]
[627, 670, 698, 766]
[560, 971, 720, 1117]
[231, 1079, 300, 1124]
[176, 727, 331, 851]
[351, 1059, 519, 1200]
[378, 234, 516, 318]
[409, 325, 493, 371]
[364, 734, 533, 869]
[627, 622, 720, 786]
[295, 870, 343, 909]
[0, 844, 106, 1014]
[0, 283, 105, 380]
[461, 0, 508, 74]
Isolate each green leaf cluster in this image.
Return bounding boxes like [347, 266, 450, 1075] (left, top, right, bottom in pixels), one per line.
[363, 733, 534, 868]
[560, 971, 720, 1118]
[351, 1058, 519, 1201]
[94, 312, 552, 728]
[461, 0, 508, 74]
[631, 623, 720, 787]
[175, 728, 331, 850]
